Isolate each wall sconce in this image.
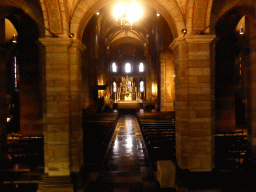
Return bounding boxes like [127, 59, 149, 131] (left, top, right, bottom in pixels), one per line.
[152, 85, 156, 98]
[182, 29, 187, 34]
[68, 33, 74, 38]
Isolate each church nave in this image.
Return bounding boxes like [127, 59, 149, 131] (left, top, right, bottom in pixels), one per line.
[86, 112, 160, 192]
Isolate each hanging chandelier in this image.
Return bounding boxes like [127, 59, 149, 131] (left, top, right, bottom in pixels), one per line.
[113, 2, 142, 30]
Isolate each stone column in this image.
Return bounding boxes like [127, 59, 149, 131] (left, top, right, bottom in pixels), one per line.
[69, 40, 86, 173]
[247, 18, 256, 155]
[38, 38, 85, 192]
[0, 18, 7, 162]
[170, 35, 215, 172]
[160, 52, 175, 111]
[146, 58, 152, 103]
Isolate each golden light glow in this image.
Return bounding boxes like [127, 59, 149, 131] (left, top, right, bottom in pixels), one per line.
[126, 2, 142, 25]
[113, 2, 142, 26]
[114, 3, 126, 20]
[152, 85, 155, 93]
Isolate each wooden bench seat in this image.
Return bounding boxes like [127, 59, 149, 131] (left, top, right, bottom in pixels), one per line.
[215, 133, 248, 170]
[83, 111, 119, 165]
[136, 111, 176, 167]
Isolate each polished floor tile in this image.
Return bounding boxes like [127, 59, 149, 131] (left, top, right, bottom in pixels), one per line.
[88, 113, 159, 192]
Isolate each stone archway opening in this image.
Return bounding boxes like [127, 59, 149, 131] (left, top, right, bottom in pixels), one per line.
[213, 6, 254, 170]
[80, 3, 175, 112]
[214, 7, 252, 132]
[0, 5, 44, 169]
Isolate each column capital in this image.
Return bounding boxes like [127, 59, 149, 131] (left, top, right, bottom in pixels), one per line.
[39, 37, 72, 47]
[169, 37, 184, 50]
[38, 38, 86, 51]
[70, 39, 86, 53]
[184, 35, 216, 44]
[169, 35, 216, 50]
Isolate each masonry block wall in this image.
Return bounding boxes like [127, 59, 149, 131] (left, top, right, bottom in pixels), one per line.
[248, 18, 256, 152]
[0, 18, 7, 161]
[170, 35, 215, 171]
[69, 40, 85, 172]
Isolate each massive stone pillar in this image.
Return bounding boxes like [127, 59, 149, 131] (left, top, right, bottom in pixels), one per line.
[38, 38, 85, 192]
[244, 18, 256, 173]
[0, 18, 7, 163]
[170, 35, 215, 172]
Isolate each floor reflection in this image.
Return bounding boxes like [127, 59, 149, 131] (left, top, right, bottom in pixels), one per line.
[92, 113, 159, 192]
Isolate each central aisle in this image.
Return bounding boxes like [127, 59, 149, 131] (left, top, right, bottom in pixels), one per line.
[88, 113, 159, 192]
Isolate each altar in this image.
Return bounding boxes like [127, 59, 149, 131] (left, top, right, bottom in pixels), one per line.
[125, 94, 132, 101]
[115, 100, 142, 109]
[113, 76, 142, 102]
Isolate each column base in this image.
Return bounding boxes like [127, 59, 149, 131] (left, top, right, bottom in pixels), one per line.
[175, 165, 219, 191]
[37, 174, 74, 192]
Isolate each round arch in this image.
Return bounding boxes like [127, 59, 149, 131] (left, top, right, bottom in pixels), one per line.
[212, 5, 256, 170]
[71, 0, 184, 40]
[0, 5, 44, 137]
[0, 1, 44, 38]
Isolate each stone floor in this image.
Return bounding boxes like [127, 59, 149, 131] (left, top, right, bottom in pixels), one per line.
[86, 113, 172, 192]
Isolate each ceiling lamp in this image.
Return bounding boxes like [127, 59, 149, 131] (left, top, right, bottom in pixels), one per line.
[114, 2, 142, 29]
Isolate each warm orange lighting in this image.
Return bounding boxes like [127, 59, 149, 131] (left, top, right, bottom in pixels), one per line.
[114, 2, 142, 28]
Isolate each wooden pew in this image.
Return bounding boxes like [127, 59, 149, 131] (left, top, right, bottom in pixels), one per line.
[83, 111, 119, 166]
[215, 131, 248, 170]
[6, 134, 44, 169]
[136, 111, 176, 168]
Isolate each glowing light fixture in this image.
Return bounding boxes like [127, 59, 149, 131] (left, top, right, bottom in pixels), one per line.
[182, 29, 187, 34]
[240, 26, 244, 35]
[12, 34, 17, 43]
[114, 2, 142, 29]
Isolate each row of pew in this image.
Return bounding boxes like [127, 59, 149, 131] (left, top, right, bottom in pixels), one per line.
[5, 134, 44, 170]
[136, 111, 176, 168]
[0, 134, 44, 190]
[136, 111, 249, 171]
[215, 130, 248, 170]
[83, 111, 119, 167]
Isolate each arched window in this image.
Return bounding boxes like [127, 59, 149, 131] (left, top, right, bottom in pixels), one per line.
[139, 63, 144, 72]
[125, 63, 131, 73]
[14, 56, 18, 88]
[113, 82, 117, 92]
[140, 81, 144, 92]
[112, 62, 117, 72]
